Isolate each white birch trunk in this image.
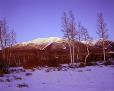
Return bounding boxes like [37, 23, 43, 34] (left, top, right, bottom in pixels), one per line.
[84, 46, 89, 66]
[77, 46, 79, 61]
[103, 40, 106, 62]
[67, 40, 73, 65]
[72, 42, 75, 64]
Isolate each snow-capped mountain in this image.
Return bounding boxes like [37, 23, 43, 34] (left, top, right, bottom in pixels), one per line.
[14, 37, 114, 51]
[14, 37, 96, 50]
[15, 37, 66, 50]
[21, 37, 64, 45]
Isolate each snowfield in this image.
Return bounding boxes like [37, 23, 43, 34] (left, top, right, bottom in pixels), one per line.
[0, 65, 114, 91]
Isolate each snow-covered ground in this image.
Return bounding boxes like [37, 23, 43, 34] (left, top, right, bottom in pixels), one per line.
[0, 65, 114, 91]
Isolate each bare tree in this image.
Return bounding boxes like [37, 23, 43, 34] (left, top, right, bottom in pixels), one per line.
[76, 23, 83, 63]
[0, 19, 10, 73]
[97, 13, 108, 62]
[0, 18, 16, 66]
[61, 11, 77, 65]
[8, 29, 16, 66]
[81, 26, 92, 66]
[69, 11, 77, 64]
[0, 19, 9, 60]
[61, 12, 73, 64]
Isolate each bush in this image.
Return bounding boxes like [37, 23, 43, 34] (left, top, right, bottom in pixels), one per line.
[17, 83, 28, 88]
[79, 62, 85, 67]
[104, 60, 114, 65]
[86, 62, 97, 66]
[25, 73, 32, 76]
[47, 59, 60, 67]
[0, 60, 9, 74]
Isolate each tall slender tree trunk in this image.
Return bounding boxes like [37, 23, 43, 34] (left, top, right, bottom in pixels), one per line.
[103, 40, 106, 62]
[76, 46, 80, 67]
[84, 46, 89, 66]
[77, 46, 79, 61]
[72, 42, 75, 64]
[69, 44, 73, 65]
[67, 40, 73, 65]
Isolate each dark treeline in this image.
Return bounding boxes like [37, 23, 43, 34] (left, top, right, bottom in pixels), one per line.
[0, 40, 114, 69]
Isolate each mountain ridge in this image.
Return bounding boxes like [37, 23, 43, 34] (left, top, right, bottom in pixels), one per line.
[14, 37, 114, 51]
[14, 37, 66, 50]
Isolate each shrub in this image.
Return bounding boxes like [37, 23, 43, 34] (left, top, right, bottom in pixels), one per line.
[17, 83, 28, 88]
[0, 60, 9, 74]
[47, 59, 60, 67]
[25, 73, 32, 76]
[104, 60, 114, 65]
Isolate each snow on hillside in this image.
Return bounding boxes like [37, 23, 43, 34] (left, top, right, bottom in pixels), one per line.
[0, 65, 114, 91]
[15, 37, 66, 50]
[81, 39, 98, 45]
[17, 37, 99, 48]
[19, 37, 97, 46]
[13, 37, 114, 50]
[21, 37, 64, 45]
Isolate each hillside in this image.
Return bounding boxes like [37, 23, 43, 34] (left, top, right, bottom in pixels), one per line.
[0, 37, 114, 68]
[14, 37, 66, 50]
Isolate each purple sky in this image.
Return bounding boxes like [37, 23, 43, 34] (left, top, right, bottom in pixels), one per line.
[0, 0, 114, 42]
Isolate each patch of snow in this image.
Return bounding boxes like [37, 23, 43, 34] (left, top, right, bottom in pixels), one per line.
[15, 37, 66, 50]
[81, 39, 98, 45]
[21, 37, 63, 45]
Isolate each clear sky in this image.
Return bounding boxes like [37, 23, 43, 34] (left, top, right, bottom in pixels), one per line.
[0, 0, 114, 42]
